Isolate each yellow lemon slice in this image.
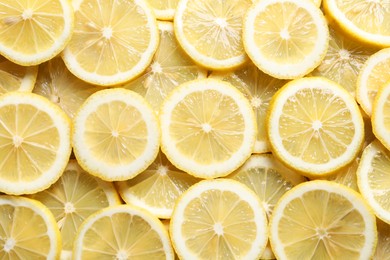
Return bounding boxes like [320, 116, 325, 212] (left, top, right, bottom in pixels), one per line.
[372, 81, 390, 151]
[0, 0, 73, 65]
[170, 179, 269, 259]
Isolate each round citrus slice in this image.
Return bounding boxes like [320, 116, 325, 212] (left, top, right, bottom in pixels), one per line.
[116, 150, 199, 219]
[0, 92, 71, 195]
[72, 88, 160, 181]
[310, 26, 377, 97]
[73, 205, 174, 259]
[34, 57, 102, 119]
[267, 77, 364, 177]
[123, 21, 207, 114]
[62, 0, 159, 86]
[243, 0, 329, 79]
[357, 140, 390, 225]
[372, 81, 390, 151]
[210, 62, 287, 153]
[356, 48, 390, 116]
[29, 160, 121, 257]
[0, 0, 73, 65]
[174, 0, 252, 70]
[0, 195, 61, 259]
[160, 78, 256, 178]
[228, 154, 306, 217]
[0, 56, 38, 94]
[170, 179, 268, 259]
[323, 0, 390, 48]
[270, 180, 377, 260]
[146, 0, 179, 21]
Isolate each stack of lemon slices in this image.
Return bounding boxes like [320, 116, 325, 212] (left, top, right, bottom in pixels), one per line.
[1, 0, 390, 259]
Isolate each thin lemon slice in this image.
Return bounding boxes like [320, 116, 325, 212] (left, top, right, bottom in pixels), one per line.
[146, 0, 179, 21]
[0, 196, 61, 259]
[33, 57, 102, 119]
[123, 21, 207, 114]
[270, 180, 377, 260]
[62, 0, 159, 86]
[170, 179, 268, 259]
[243, 0, 329, 79]
[30, 160, 121, 256]
[73, 205, 174, 259]
[116, 150, 199, 219]
[0, 56, 38, 94]
[372, 81, 390, 151]
[210, 62, 287, 153]
[228, 154, 306, 218]
[267, 77, 364, 177]
[0, 0, 73, 65]
[160, 78, 256, 178]
[357, 140, 390, 224]
[174, 0, 252, 70]
[72, 88, 160, 181]
[374, 219, 390, 259]
[310, 26, 377, 97]
[357, 48, 390, 116]
[0, 92, 71, 195]
[323, 0, 390, 48]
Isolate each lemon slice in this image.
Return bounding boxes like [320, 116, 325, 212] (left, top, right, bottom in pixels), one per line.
[62, 0, 159, 86]
[30, 160, 121, 256]
[170, 179, 268, 259]
[356, 48, 390, 116]
[228, 154, 306, 217]
[0, 56, 38, 94]
[116, 150, 199, 219]
[73, 205, 174, 259]
[174, 0, 252, 70]
[0, 0, 73, 65]
[243, 0, 329, 79]
[323, 0, 390, 48]
[374, 219, 390, 259]
[310, 26, 377, 97]
[372, 81, 390, 151]
[123, 21, 207, 114]
[0, 195, 61, 259]
[72, 88, 160, 181]
[210, 62, 287, 153]
[0, 92, 71, 195]
[267, 77, 364, 177]
[270, 180, 377, 259]
[34, 57, 102, 119]
[357, 140, 390, 225]
[160, 78, 256, 178]
[146, 0, 179, 21]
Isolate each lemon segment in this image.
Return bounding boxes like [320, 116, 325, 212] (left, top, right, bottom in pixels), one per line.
[270, 180, 377, 260]
[0, 196, 61, 259]
[174, 0, 252, 70]
[372, 81, 390, 151]
[0, 92, 71, 195]
[210, 62, 287, 153]
[73, 205, 174, 259]
[117, 150, 199, 219]
[243, 0, 329, 79]
[62, 0, 159, 86]
[0, 0, 74, 65]
[34, 57, 102, 119]
[170, 179, 269, 260]
[323, 0, 390, 48]
[267, 77, 364, 176]
[160, 78, 256, 178]
[357, 140, 390, 225]
[123, 21, 207, 114]
[357, 48, 390, 116]
[72, 88, 160, 181]
[30, 160, 121, 255]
